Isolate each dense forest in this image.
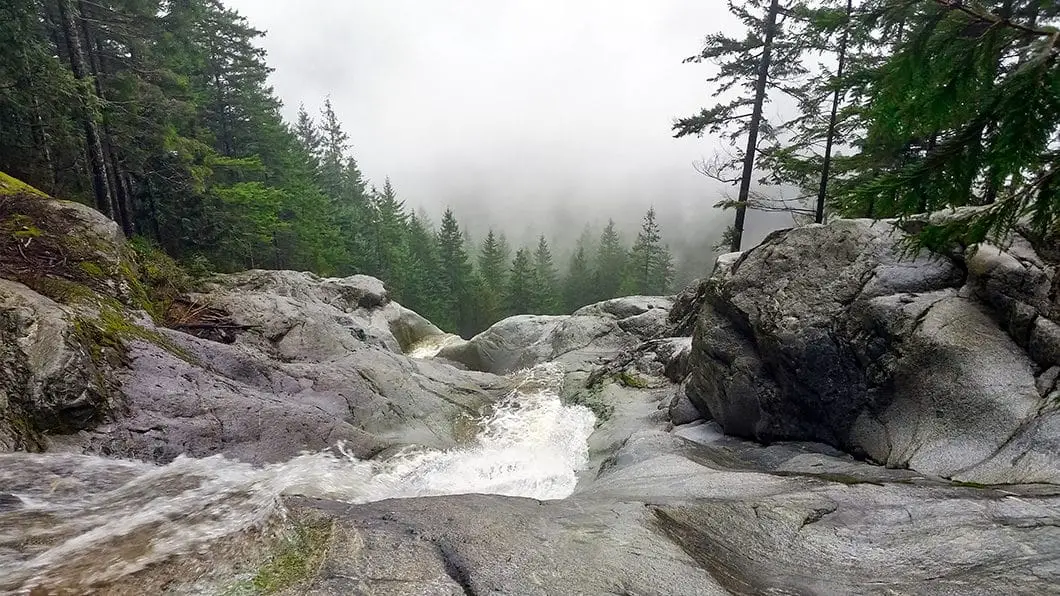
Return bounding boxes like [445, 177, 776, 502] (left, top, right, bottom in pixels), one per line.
[0, 0, 675, 337]
[1, 0, 1057, 337]
[678, 0, 1059, 252]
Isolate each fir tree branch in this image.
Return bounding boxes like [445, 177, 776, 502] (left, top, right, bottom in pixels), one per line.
[934, 0, 1059, 46]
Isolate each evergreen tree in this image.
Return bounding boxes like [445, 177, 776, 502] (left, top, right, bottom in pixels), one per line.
[505, 248, 535, 316]
[531, 235, 560, 314]
[400, 214, 451, 329]
[478, 229, 509, 322]
[563, 245, 595, 312]
[593, 219, 627, 301]
[437, 208, 478, 337]
[294, 103, 322, 161]
[675, 0, 816, 250]
[623, 208, 674, 295]
[831, 0, 1060, 246]
[367, 177, 408, 291]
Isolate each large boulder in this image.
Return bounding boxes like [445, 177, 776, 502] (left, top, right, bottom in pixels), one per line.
[0, 191, 507, 463]
[438, 297, 673, 375]
[60, 271, 507, 464]
[0, 280, 121, 451]
[686, 218, 1060, 484]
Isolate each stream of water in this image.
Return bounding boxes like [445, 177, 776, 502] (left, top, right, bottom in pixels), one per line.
[0, 363, 595, 593]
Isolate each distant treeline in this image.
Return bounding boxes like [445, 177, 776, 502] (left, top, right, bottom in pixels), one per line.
[0, 0, 680, 336]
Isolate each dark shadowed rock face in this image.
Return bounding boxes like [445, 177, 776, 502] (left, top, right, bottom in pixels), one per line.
[687, 218, 1060, 484]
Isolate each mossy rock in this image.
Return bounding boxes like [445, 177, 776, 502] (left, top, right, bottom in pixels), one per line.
[0, 173, 197, 320]
[0, 172, 48, 198]
[615, 369, 651, 389]
[221, 519, 334, 595]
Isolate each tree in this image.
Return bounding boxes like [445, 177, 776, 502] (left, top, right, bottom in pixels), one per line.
[531, 235, 560, 314]
[505, 248, 535, 316]
[400, 214, 450, 329]
[437, 208, 479, 337]
[294, 103, 321, 162]
[478, 229, 509, 322]
[831, 0, 1060, 247]
[623, 207, 674, 295]
[563, 245, 595, 312]
[367, 177, 408, 290]
[593, 219, 627, 301]
[675, 0, 814, 251]
[56, 0, 115, 219]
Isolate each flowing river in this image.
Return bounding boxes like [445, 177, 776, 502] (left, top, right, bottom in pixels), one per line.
[0, 363, 596, 593]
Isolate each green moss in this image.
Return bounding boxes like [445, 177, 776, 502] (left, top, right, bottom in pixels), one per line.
[222, 521, 334, 595]
[0, 172, 48, 197]
[615, 370, 650, 389]
[79, 261, 105, 278]
[127, 236, 196, 319]
[73, 303, 199, 367]
[565, 384, 614, 423]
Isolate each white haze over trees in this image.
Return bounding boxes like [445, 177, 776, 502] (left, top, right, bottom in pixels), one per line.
[222, 0, 795, 284]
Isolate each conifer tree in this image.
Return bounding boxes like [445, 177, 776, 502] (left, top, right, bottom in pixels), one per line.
[623, 208, 674, 295]
[367, 177, 408, 291]
[532, 236, 560, 314]
[593, 219, 627, 301]
[437, 208, 479, 337]
[830, 0, 1060, 246]
[505, 248, 535, 316]
[563, 246, 595, 312]
[478, 229, 509, 322]
[675, 0, 815, 251]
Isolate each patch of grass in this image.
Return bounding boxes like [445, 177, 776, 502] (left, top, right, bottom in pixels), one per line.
[222, 520, 334, 595]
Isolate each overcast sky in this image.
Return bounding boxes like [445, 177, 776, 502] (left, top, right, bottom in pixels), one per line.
[221, 0, 788, 257]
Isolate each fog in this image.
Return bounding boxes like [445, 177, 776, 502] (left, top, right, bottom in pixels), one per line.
[222, 0, 794, 281]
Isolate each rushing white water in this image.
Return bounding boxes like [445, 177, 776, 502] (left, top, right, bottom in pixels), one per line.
[0, 363, 595, 593]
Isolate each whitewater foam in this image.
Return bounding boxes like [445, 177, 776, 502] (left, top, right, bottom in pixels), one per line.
[0, 362, 595, 592]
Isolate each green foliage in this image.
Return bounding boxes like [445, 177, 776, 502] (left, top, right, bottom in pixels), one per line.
[1, 0, 691, 339]
[593, 219, 627, 301]
[622, 208, 674, 295]
[531, 236, 561, 314]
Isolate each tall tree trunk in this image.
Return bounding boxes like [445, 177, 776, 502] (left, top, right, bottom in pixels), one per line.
[56, 0, 114, 218]
[815, 0, 853, 225]
[730, 0, 780, 252]
[78, 0, 135, 235]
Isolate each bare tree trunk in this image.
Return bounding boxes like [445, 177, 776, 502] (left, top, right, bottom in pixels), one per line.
[731, 0, 780, 252]
[56, 0, 115, 218]
[78, 0, 135, 235]
[815, 0, 853, 224]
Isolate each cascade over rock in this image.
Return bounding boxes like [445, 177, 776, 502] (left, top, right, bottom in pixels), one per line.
[686, 217, 1060, 484]
[0, 188, 1057, 594]
[0, 191, 506, 463]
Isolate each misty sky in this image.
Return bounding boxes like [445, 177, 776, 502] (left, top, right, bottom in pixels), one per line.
[222, 0, 791, 265]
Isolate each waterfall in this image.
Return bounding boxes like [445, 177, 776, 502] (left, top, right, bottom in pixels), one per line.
[0, 363, 594, 592]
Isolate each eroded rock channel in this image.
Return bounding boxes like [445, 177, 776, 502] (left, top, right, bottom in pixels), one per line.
[1, 196, 1058, 595]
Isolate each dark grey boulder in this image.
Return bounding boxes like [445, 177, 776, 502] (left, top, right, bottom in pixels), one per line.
[687, 218, 1060, 483]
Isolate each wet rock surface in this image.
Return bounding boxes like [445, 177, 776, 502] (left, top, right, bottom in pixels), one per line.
[687, 218, 1060, 484]
[1, 196, 1058, 595]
